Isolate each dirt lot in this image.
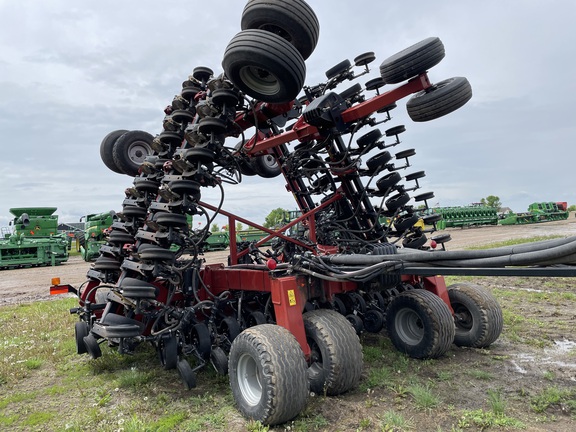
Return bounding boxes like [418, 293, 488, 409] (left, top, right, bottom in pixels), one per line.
[2, 213, 575, 305]
[1, 214, 575, 431]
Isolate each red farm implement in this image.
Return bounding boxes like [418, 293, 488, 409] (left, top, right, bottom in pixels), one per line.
[51, 0, 576, 425]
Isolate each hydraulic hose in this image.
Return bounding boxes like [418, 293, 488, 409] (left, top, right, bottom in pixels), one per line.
[318, 236, 576, 268]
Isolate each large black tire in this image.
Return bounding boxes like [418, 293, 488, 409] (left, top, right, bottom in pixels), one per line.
[251, 153, 282, 178]
[447, 283, 503, 348]
[303, 309, 363, 396]
[229, 325, 309, 426]
[379, 37, 445, 84]
[406, 77, 472, 122]
[223, 29, 306, 103]
[241, 0, 319, 60]
[112, 130, 154, 176]
[100, 129, 128, 174]
[386, 290, 455, 359]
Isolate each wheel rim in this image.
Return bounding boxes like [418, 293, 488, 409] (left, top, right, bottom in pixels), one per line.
[395, 308, 424, 345]
[239, 65, 280, 96]
[453, 303, 473, 330]
[127, 140, 152, 165]
[237, 353, 262, 406]
[260, 154, 277, 169]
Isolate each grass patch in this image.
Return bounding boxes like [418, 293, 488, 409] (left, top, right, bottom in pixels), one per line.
[407, 383, 439, 410]
[466, 235, 562, 250]
[458, 409, 524, 429]
[531, 386, 576, 414]
[380, 410, 414, 430]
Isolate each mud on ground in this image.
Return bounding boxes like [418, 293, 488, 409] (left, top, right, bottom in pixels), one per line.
[1, 214, 575, 430]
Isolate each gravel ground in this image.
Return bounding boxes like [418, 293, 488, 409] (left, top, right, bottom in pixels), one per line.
[1, 213, 574, 305]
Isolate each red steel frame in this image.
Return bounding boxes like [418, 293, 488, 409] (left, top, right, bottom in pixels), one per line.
[51, 72, 449, 359]
[198, 72, 452, 357]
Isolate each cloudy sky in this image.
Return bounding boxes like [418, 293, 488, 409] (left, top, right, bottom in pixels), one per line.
[1, 0, 574, 229]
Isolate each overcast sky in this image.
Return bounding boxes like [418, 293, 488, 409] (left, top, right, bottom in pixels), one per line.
[1, 0, 574, 229]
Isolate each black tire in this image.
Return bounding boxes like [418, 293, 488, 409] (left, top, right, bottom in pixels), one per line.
[423, 213, 442, 225]
[210, 346, 229, 375]
[112, 130, 154, 177]
[220, 317, 241, 344]
[168, 180, 201, 196]
[447, 283, 503, 348]
[93, 256, 121, 271]
[377, 171, 402, 191]
[75, 321, 89, 354]
[405, 170, 425, 181]
[366, 151, 391, 172]
[406, 77, 473, 122]
[241, 0, 319, 60]
[139, 245, 174, 261]
[158, 334, 178, 370]
[385, 125, 406, 137]
[386, 193, 410, 212]
[394, 213, 419, 232]
[122, 285, 157, 299]
[105, 324, 142, 339]
[191, 323, 212, 358]
[357, 129, 382, 148]
[229, 325, 309, 426]
[365, 77, 385, 92]
[192, 66, 214, 83]
[414, 191, 435, 202]
[155, 213, 188, 228]
[380, 37, 445, 84]
[432, 233, 451, 244]
[395, 148, 416, 159]
[83, 334, 102, 359]
[402, 233, 427, 249]
[100, 129, 128, 174]
[385, 290, 455, 359]
[251, 153, 282, 178]
[247, 311, 267, 327]
[223, 29, 306, 103]
[122, 206, 147, 218]
[133, 178, 160, 193]
[303, 309, 363, 396]
[339, 83, 362, 101]
[363, 309, 385, 333]
[177, 359, 197, 390]
[325, 59, 351, 80]
[107, 231, 134, 245]
[346, 314, 364, 335]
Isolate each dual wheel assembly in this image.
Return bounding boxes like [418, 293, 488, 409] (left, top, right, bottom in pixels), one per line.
[229, 309, 362, 426]
[386, 283, 503, 358]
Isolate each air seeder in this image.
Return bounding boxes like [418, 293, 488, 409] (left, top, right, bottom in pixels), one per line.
[51, 0, 576, 425]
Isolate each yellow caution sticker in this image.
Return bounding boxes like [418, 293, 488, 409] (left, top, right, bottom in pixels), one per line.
[287, 289, 297, 306]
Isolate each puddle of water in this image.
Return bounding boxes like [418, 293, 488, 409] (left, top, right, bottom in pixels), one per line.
[511, 340, 576, 371]
[549, 339, 576, 354]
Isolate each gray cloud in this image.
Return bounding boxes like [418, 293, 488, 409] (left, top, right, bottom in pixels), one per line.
[0, 0, 574, 229]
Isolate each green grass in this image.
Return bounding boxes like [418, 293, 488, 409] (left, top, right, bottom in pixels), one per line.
[2, 284, 576, 431]
[465, 235, 562, 250]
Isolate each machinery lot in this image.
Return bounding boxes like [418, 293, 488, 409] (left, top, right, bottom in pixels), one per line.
[2, 214, 574, 306]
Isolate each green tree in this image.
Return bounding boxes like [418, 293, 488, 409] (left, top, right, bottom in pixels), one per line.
[210, 223, 220, 232]
[236, 222, 244, 231]
[568, 204, 576, 212]
[264, 208, 289, 229]
[480, 195, 502, 210]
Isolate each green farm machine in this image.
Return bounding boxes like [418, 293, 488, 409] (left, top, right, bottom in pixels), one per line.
[0, 207, 69, 269]
[78, 211, 118, 261]
[499, 202, 569, 225]
[431, 205, 498, 229]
